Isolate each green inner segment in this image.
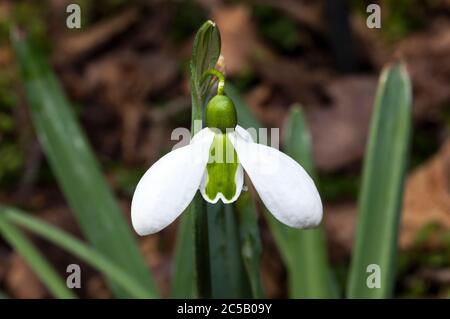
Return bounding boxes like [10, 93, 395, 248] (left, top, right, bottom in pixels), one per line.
[205, 134, 239, 201]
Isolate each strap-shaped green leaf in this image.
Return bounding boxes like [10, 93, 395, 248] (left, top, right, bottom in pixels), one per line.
[1, 207, 155, 298]
[347, 63, 412, 298]
[269, 106, 338, 298]
[207, 202, 252, 298]
[0, 213, 76, 299]
[171, 207, 197, 298]
[12, 32, 157, 298]
[235, 193, 264, 298]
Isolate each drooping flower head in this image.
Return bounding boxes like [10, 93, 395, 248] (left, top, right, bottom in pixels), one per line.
[132, 72, 322, 235]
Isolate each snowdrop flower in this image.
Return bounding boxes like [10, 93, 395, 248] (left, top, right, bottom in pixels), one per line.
[132, 92, 322, 236]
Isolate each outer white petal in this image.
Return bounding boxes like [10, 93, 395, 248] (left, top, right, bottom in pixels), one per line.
[199, 164, 244, 204]
[131, 128, 215, 235]
[228, 130, 323, 228]
[234, 125, 255, 142]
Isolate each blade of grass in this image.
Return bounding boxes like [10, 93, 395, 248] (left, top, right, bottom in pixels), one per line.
[172, 20, 220, 298]
[1, 206, 155, 298]
[347, 63, 412, 298]
[12, 30, 157, 298]
[0, 214, 76, 299]
[267, 106, 337, 298]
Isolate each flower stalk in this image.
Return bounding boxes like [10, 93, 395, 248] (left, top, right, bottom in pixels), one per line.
[201, 68, 225, 95]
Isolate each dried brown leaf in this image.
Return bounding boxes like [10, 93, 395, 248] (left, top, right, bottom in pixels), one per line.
[401, 140, 450, 248]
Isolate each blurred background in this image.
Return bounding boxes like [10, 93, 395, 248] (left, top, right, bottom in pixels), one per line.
[0, 0, 449, 298]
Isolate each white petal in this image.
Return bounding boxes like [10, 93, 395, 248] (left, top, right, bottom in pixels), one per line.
[235, 125, 255, 142]
[131, 128, 215, 235]
[228, 130, 323, 228]
[199, 164, 244, 204]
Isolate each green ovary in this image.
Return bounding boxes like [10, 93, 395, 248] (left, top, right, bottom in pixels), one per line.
[204, 133, 239, 201]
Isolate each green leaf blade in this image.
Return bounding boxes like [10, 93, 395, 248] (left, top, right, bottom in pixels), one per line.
[267, 106, 338, 298]
[171, 212, 197, 298]
[0, 214, 76, 299]
[235, 193, 265, 298]
[207, 202, 252, 298]
[347, 63, 412, 298]
[12, 32, 157, 298]
[1, 207, 155, 299]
